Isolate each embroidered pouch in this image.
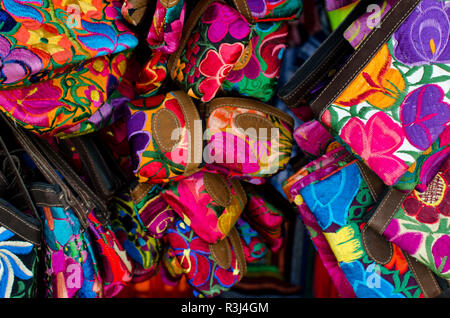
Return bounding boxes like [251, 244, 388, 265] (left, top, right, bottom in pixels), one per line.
[127, 90, 203, 184]
[130, 182, 175, 239]
[165, 218, 247, 298]
[280, 0, 450, 187]
[161, 171, 247, 244]
[221, 21, 289, 102]
[284, 152, 446, 298]
[0, 0, 137, 89]
[367, 156, 450, 280]
[167, 0, 252, 102]
[0, 52, 131, 138]
[202, 97, 294, 181]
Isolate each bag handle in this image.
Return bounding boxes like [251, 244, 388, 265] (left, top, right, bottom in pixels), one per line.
[1, 114, 99, 229]
[0, 136, 43, 246]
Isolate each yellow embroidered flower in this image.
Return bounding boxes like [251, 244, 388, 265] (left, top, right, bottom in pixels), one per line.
[324, 224, 364, 263]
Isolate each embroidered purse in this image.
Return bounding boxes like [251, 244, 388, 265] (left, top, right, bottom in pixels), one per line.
[279, 0, 450, 188]
[284, 141, 447, 298]
[161, 171, 247, 244]
[202, 97, 294, 182]
[167, 0, 252, 102]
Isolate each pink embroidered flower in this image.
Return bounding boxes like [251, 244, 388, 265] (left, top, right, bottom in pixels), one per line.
[0, 81, 64, 127]
[339, 111, 409, 185]
[198, 43, 245, 102]
[85, 85, 105, 108]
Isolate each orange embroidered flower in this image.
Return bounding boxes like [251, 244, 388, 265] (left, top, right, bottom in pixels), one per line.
[335, 44, 405, 109]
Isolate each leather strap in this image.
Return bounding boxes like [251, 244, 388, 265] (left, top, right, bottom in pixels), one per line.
[232, 0, 255, 24]
[367, 188, 409, 236]
[355, 160, 386, 202]
[404, 252, 443, 298]
[309, 0, 421, 118]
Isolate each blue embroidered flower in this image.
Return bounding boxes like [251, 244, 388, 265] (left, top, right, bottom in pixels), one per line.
[341, 261, 405, 298]
[0, 227, 34, 298]
[300, 163, 362, 230]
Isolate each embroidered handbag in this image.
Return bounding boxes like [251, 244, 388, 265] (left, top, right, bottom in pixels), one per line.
[0, 0, 137, 89]
[202, 97, 294, 182]
[127, 90, 203, 184]
[284, 141, 447, 298]
[164, 218, 247, 298]
[367, 156, 450, 280]
[279, 0, 450, 188]
[0, 52, 132, 138]
[161, 170, 247, 244]
[167, 0, 253, 102]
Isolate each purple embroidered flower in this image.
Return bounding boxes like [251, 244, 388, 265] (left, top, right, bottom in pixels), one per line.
[400, 84, 450, 151]
[432, 235, 450, 274]
[0, 35, 42, 84]
[393, 0, 450, 66]
[127, 111, 151, 173]
[201, 2, 250, 43]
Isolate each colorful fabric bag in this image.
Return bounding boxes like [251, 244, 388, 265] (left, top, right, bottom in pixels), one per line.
[0, 0, 137, 89]
[202, 97, 294, 182]
[127, 90, 203, 184]
[235, 218, 268, 263]
[0, 52, 131, 138]
[161, 171, 247, 244]
[165, 218, 247, 298]
[167, 0, 253, 102]
[280, 0, 450, 188]
[367, 156, 450, 280]
[284, 145, 446, 298]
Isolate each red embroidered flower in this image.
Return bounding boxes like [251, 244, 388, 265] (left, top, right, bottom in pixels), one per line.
[338, 111, 409, 185]
[198, 42, 244, 102]
[402, 161, 450, 224]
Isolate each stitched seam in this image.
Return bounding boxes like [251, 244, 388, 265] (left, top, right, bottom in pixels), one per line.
[0, 204, 40, 232]
[357, 161, 378, 201]
[361, 226, 392, 265]
[204, 174, 232, 207]
[380, 192, 408, 234]
[284, 41, 348, 100]
[406, 253, 427, 297]
[313, 0, 419, 119]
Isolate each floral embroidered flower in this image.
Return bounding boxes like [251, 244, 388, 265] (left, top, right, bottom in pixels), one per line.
[400, 84, 450, 151]
[226, 36, 261, 83]
[334, 45, 405, 109]
[402, 165, 450, 224]
[432, 235, 450, 275]
[85, 85, 105, 108]
[393, 0, 450, 66]
[0, 227, 34, 298]
[198, 43, 245, 102]
[383, 218, 423, 255]
[339, 111, 409, 186]
[127, 111, 151, 173]
[201, 2, 251, 43]
[0, 81, 65, 127]
[0, 35, 42, 84]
